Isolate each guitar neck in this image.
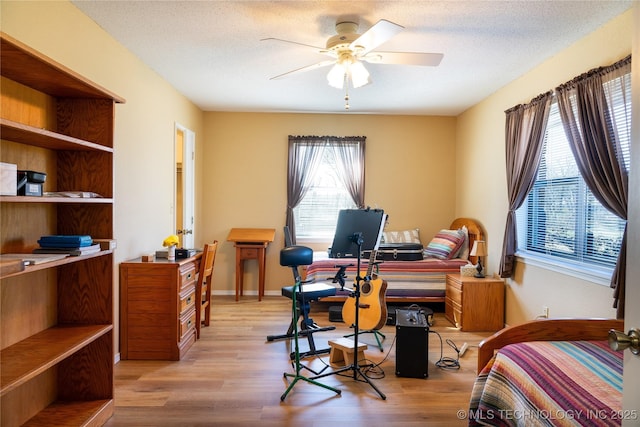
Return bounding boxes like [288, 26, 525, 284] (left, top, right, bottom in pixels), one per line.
[364, 249, 377, 279]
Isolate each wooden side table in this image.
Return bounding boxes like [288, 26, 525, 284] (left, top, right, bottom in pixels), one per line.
[227, 228, 275, 301]
[445, 273, 505, 331]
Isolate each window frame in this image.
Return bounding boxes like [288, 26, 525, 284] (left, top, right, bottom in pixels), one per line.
[289, 138, 365, 243]
[515, 81, 630, 287]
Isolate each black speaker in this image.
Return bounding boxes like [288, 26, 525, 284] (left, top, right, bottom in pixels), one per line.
[395, 309, 429, 378]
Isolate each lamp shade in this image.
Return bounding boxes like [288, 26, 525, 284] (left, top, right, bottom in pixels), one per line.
[349, 60, 371, 88]
[470, 240, 487, 257]
[327, 63, 346, 89]
[326, 58, 371, 90]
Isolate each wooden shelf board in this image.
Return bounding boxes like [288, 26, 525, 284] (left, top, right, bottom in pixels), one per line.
[0, 119, 113, 152]
[0, 195, 114, 204]
[0, 250, 113, 280]
[1, 324, 113, 396]
[1, 32, 125, 104]
[22, 399, 114, 427]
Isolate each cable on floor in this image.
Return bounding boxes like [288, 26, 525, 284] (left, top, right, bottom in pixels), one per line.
[430, 330, 461, 370]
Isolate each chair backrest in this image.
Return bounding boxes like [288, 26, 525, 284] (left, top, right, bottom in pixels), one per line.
[198, 241, 218, 286]
[280, 245, 313, 284]
[283, 226, 293, 247]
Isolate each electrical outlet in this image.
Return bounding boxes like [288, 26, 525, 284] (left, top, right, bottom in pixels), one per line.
[542, 306, 549, 318]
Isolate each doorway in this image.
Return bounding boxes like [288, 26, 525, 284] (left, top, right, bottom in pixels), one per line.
[175, 123, 195, 249]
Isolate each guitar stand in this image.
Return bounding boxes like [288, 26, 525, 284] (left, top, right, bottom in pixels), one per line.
[329, 264, 352, 288]
[342, 259, 385, 352]
[311, 233, 386, 400]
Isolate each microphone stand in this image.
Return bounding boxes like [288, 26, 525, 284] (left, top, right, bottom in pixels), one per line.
[311, 232, 386, 400]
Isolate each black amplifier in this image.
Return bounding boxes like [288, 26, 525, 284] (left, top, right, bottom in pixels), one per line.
[395, 308, 429, 378]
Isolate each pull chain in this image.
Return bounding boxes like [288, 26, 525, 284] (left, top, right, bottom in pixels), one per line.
[344, 74, 350, 110]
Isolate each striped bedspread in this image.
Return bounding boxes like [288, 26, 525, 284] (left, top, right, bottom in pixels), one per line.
[469, 341, 623, 427]
[304, 253, 469, 296]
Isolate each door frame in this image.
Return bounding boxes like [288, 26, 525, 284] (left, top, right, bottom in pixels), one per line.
[175, 122, 195, 249]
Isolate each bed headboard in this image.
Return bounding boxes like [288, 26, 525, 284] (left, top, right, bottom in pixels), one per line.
[449, 218, 484, 264]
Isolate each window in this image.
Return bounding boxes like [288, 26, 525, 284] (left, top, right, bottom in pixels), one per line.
[516, 72, 631, 280]
[294, 147, 358, 240]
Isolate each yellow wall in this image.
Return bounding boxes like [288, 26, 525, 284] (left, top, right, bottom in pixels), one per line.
[1, 0, 205, 355]
[201, 112, 457, 294]
[456, 10, 633, 325]
[1, 0, 635, 355]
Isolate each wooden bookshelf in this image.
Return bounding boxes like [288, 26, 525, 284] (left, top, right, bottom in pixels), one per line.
[0, 32, 124, 426]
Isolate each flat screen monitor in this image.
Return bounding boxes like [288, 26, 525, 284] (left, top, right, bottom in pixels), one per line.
[328, 209, 386, 258]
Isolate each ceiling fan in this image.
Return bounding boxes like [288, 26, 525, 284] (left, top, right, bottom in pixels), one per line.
[262, 19, 444, 90]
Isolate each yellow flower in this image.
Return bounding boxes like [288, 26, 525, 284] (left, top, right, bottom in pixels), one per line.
[163, 234, 180, 247]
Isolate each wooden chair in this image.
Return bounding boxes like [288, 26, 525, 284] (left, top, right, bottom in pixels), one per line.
[196, 241, 218, 338]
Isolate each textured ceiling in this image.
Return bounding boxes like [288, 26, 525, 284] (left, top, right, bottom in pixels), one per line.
[72, 1, 634, 115]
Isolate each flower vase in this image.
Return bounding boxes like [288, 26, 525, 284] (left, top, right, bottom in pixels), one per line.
[168, 245, 176, 261]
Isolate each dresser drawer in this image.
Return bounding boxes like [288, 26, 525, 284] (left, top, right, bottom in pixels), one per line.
[180, 285, 196, 315]
[180, 308, 196, 341]
[179, 264, 196, 289]
[445, 282, 462, 305]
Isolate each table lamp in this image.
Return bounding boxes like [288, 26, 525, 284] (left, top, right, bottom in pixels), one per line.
[470, 240, 487, 278]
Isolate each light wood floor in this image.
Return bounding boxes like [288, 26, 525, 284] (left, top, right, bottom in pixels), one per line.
[106, 296, 493, 426]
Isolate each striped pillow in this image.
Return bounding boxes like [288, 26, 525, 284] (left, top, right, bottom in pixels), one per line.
[423, 229, 466, 259]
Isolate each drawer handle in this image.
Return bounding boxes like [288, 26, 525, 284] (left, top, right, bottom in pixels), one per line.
[187, 296, 192, 304]
[187, 320, 192, 328]
[187, 273, 192, 280]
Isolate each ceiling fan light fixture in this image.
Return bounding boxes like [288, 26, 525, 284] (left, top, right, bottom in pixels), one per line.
[349, 60, 371, 88]
[327, 63, 346, 89]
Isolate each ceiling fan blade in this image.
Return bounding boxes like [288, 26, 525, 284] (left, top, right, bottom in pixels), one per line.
[269, 60, 335, 80]
[350, 19, 404, 56]
[362, 51, 444, 66]
[260, 37, 325, 51]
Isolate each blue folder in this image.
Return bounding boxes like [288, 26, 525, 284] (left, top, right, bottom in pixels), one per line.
[38, 235, 93, 248]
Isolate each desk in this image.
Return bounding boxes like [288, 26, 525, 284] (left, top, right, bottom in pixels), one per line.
[227, 228, 275, 301]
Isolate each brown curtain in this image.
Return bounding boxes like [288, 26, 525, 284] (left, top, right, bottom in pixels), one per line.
[330, 137, 366, 208]
[555, 55, 631, 318]
[286, 136, 366, 244]
[499, 92, 553, 278]
[286, 136, 325, 244]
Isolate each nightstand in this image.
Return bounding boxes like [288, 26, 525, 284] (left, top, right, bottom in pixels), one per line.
[445, 273, 505, 331]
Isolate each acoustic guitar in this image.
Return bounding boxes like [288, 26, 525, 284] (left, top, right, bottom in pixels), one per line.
[341, 250, 388, 331]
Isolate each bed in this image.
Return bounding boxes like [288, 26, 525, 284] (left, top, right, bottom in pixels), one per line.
[469, 318, 625, 427]
[302, 218, 483, 303]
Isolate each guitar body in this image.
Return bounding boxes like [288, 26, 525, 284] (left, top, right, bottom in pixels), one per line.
[342, 273, 388, 331]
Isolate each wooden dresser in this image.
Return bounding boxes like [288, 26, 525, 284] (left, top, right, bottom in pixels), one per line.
[120, 254, 201, 360]
[445, 273, 505, 332]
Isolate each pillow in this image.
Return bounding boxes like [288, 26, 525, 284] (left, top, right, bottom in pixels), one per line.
[382, 228, 421, 244]
[423, 228, 466, 259]
[452, 225, 469, 259]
